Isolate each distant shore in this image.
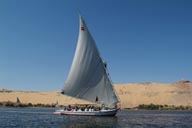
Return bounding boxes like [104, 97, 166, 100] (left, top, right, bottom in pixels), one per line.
[0, 101, 192, 111]
[125, 103, 192, 110]
[0, 101, 61, 108]
[1, 80, 192, 109]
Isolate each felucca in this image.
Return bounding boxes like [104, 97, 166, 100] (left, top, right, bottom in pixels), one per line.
[54, 16, 120, 116]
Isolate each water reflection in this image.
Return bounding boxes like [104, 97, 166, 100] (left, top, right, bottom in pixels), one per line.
[59, 116, 118, 128]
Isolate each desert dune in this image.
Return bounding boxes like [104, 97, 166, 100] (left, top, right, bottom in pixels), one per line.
[0, 80, 192, 108]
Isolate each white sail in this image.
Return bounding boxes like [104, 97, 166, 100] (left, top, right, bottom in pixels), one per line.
[62, 16, 119, 107]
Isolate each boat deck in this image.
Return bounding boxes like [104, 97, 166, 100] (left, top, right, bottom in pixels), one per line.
[53, 108, 119, 116]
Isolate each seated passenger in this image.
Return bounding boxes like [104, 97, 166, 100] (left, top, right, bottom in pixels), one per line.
[77, 109, 82, 112]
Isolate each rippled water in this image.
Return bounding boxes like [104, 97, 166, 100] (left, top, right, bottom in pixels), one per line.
[0, 108, 192, 128]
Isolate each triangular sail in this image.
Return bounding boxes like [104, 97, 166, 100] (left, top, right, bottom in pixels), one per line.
[62, 16, 119, 107]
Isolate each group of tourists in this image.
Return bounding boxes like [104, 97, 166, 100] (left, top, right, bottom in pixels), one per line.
[63, 105, 106, 112]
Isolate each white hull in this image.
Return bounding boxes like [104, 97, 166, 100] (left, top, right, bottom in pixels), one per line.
[53, 109, 119, 116]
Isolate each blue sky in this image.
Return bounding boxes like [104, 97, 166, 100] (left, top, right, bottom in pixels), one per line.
[0, 0, 192, 91]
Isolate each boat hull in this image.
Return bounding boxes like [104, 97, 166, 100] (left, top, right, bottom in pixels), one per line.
[53, 109, 119, 116]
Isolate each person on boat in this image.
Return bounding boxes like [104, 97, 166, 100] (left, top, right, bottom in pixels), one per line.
[63, 106, 67, 111]
[115, 104, 118, 109]
[95, 106, 101, 111]
[92, 106, 95, 111]
[77, 108, 82, 112]
[67, 105, 72, 111]
[75, 106, 78, 111]
[95, 96, 99, 102]
[101, 104, 105, 110]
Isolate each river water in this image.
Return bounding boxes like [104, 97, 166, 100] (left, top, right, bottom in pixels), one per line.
[0, 108, 192, 128]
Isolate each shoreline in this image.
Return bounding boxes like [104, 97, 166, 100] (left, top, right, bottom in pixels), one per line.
[1, 80, 192, 108]
[1, 101, 192, 111]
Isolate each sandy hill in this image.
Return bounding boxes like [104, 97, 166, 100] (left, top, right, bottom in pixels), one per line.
[115, 80, 192, 108]
[0, 80, 192, 108]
